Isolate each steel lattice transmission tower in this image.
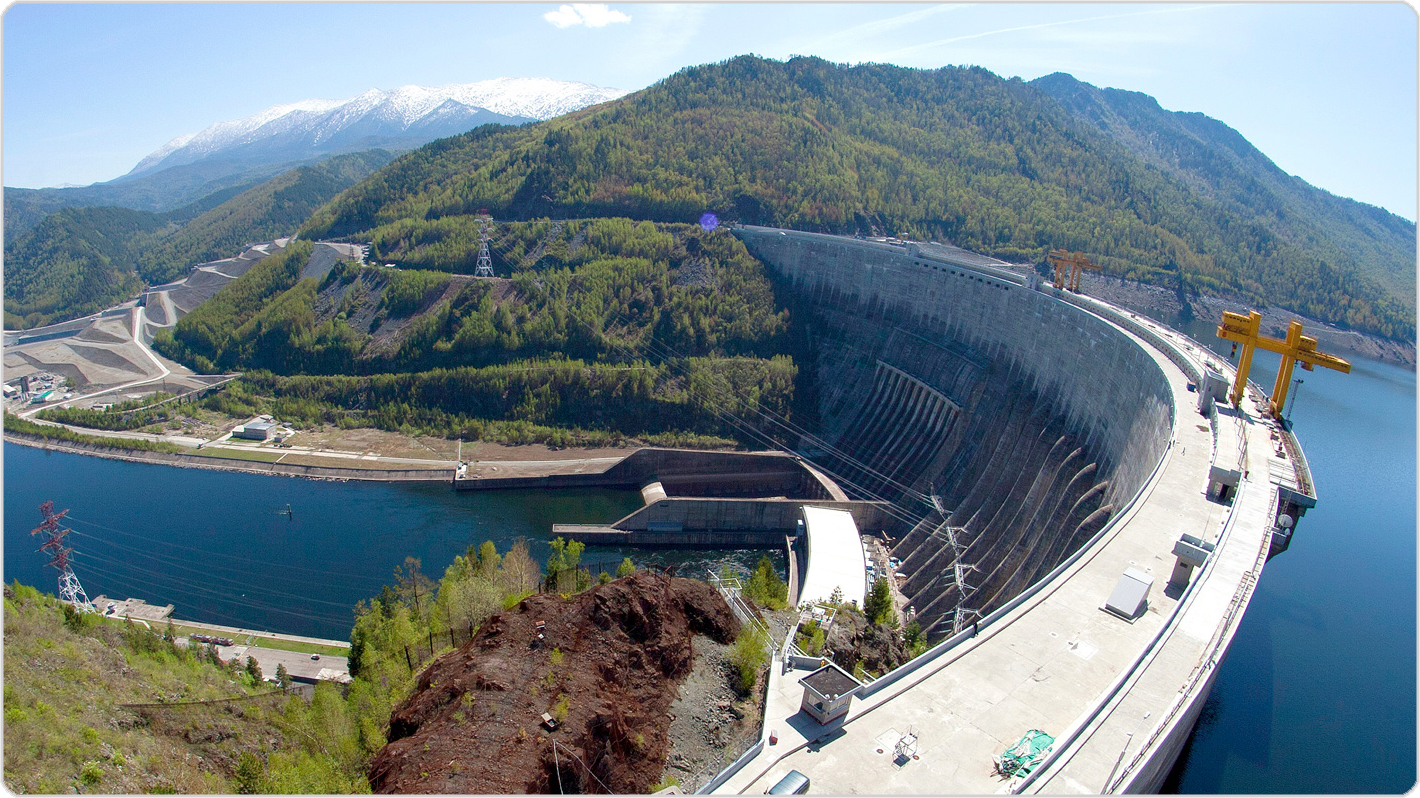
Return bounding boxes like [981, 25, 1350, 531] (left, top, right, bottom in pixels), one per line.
[474, 216, 495, 278]
[30, 501, 94, 611]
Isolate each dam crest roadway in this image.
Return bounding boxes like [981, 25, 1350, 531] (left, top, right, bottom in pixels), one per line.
[685, 227, 1317, 794]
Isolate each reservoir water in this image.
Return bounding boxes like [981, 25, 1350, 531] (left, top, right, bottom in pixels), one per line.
[1162, 322, 1416, 793]
[2, 328, 1413, 792]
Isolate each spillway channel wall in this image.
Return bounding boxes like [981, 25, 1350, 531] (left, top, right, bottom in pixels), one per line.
[736, 227, 1175, 511]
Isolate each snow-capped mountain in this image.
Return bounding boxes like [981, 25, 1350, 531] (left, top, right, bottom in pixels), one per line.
[124, 78, 628, 180]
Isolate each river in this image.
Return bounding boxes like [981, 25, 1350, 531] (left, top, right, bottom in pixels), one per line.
[3, 325, 1413, 792]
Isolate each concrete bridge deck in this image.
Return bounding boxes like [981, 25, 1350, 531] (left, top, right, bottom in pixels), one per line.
[711, 287, 1286, 795]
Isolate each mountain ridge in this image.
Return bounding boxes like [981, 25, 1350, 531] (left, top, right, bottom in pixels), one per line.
[4, 78, 627, 234]
[303, 55, 1412, 338]
[124, 78, 629, 180]
[4, 150, 394, 329]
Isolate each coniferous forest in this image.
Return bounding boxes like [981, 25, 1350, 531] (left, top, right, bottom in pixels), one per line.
[8, 55, 1416, 447]
[305, 56, 1414, 339]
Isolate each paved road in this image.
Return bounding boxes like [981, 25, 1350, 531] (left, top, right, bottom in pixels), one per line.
[17, 306, 172, 420]
[170, 617, 349, 649]
[219, 644, 350, 685]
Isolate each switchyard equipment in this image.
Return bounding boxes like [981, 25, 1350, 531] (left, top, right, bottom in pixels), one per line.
[1215, 310, 1351, 415]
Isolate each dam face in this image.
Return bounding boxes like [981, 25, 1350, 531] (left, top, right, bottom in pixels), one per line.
[736, 228, 1174, 639]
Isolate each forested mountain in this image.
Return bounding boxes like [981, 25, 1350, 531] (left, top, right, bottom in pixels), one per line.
[134, 150, 396, 286]
[153, 219, 796, 446]
[6, 158, 307, 236]
[4, 150, 394, 329]
[1030, 72, 1415, 315]
[304, 55, 1414, 339]
[2, 207, 164, 327]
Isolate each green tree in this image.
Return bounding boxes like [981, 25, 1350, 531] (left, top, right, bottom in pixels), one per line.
[245, 655, 263, 684]
[275, 662, 291, 690]
[745, 555, 788, 609]
[545, 537, 585, 593]
[864, 576, 894, 625]
[616, 557, 635, 578]
[235, 752, 265, 794]
[476, 540, 501, 579]
[729, 624, 769, 694]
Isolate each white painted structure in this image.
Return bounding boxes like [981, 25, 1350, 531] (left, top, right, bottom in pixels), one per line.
[799, 505, 867, 608]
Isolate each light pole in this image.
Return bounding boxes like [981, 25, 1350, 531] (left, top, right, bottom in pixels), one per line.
[1287, 377, 1304, 422]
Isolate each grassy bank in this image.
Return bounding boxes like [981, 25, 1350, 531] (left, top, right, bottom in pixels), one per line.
[2, 583, 366, 793]
[3, 413, 181, 454]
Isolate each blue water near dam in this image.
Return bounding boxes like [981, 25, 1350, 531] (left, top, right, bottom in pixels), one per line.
[1163, 323, 1416, 793]
[2, 332, 1413, 792]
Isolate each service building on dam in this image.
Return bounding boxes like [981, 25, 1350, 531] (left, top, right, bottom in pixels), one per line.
[671, 227, 1326, 794]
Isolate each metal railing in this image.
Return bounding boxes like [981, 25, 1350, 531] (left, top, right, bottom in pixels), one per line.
[707, 571, 779, 655]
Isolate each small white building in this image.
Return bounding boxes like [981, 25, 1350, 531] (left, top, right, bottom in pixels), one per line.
[799, 661, 862, 724]
[232, 420, 278, 441]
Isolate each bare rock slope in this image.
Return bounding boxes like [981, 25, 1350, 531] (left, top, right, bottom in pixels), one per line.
[369, 573, 739, 794]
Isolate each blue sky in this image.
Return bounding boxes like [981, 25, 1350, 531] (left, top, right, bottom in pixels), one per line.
[3, 2, 1416, 220]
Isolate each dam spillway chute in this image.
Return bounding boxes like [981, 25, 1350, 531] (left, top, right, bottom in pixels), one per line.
[736, 227, 1174, 642]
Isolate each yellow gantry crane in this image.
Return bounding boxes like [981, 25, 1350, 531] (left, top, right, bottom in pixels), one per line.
[1215, 310, 1351, 417]
[1046, 249, 1101, 293]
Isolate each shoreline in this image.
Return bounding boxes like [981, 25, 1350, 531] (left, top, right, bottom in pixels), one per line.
[2, 432, 640, 485]
[2, 433, 453, 483]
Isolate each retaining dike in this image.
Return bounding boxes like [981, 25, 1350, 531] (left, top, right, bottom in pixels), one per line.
[455, 447, 839, 498]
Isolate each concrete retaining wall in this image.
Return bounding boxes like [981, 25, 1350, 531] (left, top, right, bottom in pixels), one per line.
[456, 447, 836, 498]
[554, 498, 890, 549]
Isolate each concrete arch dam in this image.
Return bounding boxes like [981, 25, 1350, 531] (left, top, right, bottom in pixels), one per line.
[735, 228, 1173, 641]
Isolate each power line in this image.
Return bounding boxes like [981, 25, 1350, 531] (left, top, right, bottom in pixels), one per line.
[551, 740, 613, 794]
[66, 530, 371, 612]
[79, 560, 353, 630]
[65, 514, 389, 585]
[585, 310, 931, 533]
[580, 304, 933, 532]
[583, 291, 937, 508]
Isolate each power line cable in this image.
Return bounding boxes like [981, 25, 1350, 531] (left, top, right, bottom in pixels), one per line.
[579, 306, 932, 532]
[588, 297, 936, 509]
[65, 514, 391, 585]
[78, 559, 353, 630]
[65, 529, 379, 611]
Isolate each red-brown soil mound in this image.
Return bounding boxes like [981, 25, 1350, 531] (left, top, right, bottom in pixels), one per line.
[368, 572, 740, 793]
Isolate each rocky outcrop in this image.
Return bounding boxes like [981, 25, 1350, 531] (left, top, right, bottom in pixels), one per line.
[368, 573, 739, 794]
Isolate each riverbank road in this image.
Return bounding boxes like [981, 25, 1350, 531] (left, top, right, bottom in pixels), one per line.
[170, 617, 350, 651]
[218, 644, 350, 686]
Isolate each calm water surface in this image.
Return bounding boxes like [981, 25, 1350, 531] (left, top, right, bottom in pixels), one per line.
[1160, 318, 1416, 793]
[2, 450, 773, 639]
[3, 319, 1413, 792]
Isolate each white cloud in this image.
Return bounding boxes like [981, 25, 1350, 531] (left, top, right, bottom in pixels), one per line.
[543, 4, 631, 29]
[795, 5, 965, 54]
